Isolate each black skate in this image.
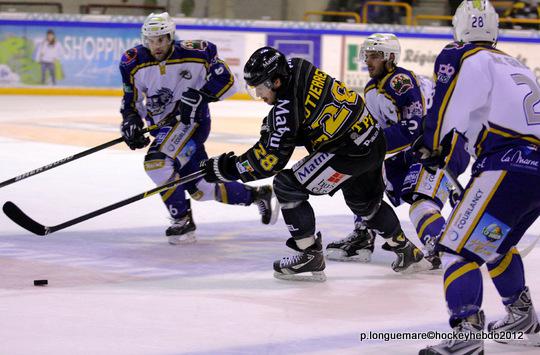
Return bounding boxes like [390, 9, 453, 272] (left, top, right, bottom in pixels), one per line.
[253, 185, 279, 225]
[382, 232, 431, 273]
[420, 311, 485, 355]
[423, 235, 441, 270]
[487, 286, 540, 346]
[326, 226, 375, 262]
[165, 210, 196, 245]
[273, 232, 326, 282]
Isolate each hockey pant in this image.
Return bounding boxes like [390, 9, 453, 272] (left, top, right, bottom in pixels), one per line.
[437, 170, 540, 325]
[273, 134, 404, 248]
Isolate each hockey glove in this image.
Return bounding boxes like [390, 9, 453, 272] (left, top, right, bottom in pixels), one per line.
[202, 152, 240, 183]
[411, 135, 444, 175]
[180, 88, 209, 124]
[121, 114, 150, 150]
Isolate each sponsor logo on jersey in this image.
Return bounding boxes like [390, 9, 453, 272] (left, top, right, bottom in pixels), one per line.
[482, 223, 503, 242]
[294, 152, 332, 183]
[390, 74, 413, 95]
[269, 100, 291, 148]
[237, 160, 254, 173]
[500, 148, 539, 170]
[437, 63, 455, 84]
[456, 188, 484, 230]
[306, 167, 351, 194]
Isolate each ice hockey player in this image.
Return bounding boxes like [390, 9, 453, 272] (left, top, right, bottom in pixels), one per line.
[119, 13, 276, 245]
[416, 1, 540, 353]
[327, 33, 469, 270]
[202, 46, 429, 281]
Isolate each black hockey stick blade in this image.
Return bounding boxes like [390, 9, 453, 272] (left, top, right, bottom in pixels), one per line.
[3, 201, 49, 236]
[2, 168, 205, 236]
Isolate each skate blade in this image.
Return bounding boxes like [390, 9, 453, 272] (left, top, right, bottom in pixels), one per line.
[269, 198, 280, 225]
[326, 249, 372, 263]
[398, 258, 433, 274]
[167, 232, 196, 245]
[273, 271, 327, 282]
[494, 332, 540, 347]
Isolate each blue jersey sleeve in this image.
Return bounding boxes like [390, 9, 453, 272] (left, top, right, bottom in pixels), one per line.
[423, 42, 479, 151]
[119, 46, 144, 121]
[180, 40, 236, 100]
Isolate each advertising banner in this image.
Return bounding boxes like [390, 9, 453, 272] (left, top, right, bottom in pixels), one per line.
[267, 34, 321, 68]
[0, 24, 139, 87]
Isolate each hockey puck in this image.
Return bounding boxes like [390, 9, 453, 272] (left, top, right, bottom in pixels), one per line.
[33, 279, 48, 286]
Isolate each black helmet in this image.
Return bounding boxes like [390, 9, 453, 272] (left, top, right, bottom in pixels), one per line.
[243, 46, 289, 87]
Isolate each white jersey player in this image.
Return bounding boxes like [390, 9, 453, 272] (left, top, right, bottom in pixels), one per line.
[417, 1, 540, 353]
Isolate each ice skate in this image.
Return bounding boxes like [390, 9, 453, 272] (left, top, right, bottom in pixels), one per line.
[165, 210, 196, 245]
[273, 232, 326, 282]
[382, 232, 431, 273]
[326, 226, 375, 262]
[420, 311, 485, 355]
[423, 236, 442, 270]
[253, 185, 279, 225]
[487, 286, 540, 347]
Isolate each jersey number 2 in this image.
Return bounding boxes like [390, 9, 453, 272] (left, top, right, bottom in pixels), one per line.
[511, 73, 540, 125]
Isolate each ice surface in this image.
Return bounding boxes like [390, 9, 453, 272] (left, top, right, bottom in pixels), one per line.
[0, 96, 539, 354]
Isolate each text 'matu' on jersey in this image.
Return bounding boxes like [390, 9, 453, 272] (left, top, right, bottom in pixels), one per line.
[236, 58, 378, 181]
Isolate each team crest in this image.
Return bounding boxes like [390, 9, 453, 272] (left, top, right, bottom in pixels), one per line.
[180, 40, 208, 51]
[390, 74, 413, 95]
[444, 42, 466, 51]
[121, 48, 138, 65]
[147, 87, 173, 115]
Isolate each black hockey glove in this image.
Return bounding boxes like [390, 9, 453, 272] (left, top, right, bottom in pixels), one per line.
[121, 114, 150, 150]
[202, 152, 240, 183]
[180, 88, 208, 124]
[411, 135, 443, 175]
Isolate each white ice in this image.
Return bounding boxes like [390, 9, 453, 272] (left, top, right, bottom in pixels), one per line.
[0, 96, 539, 354]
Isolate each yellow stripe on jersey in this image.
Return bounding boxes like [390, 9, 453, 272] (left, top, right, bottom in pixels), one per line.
[432, 47, 503, 150]
[387, 143, 411, 154]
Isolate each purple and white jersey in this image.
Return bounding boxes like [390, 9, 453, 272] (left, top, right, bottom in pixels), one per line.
[424, 41, 540, 175]
[119, 40, 238, 126]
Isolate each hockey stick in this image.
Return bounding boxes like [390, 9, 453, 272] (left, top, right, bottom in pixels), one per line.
[0, 116, 177, 189]
[3, 169, 206, 236]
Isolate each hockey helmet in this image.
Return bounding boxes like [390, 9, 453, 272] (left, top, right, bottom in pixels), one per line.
[141, 12, 176, 48]
[452, 0, 499, 43]
[243, 47, 290, 87]
[359, 33, 401, 65]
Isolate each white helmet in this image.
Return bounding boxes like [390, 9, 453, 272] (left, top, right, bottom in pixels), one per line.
[359, 33, 401, 65]
[452, 0, 499, 43]
[141, 12, 176, 47]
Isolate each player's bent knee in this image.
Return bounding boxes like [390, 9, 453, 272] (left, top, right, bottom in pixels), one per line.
[144, 153, 175, 185]
[188, 179, 216, 201]
[441, 252, 467, 270]
[273, 171, 308, 204]
[409, 199, 440, 226]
